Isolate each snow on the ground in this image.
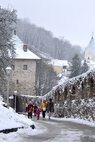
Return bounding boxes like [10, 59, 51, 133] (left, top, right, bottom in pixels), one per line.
[50, 116, 95, 127]
[0, 125, 46, 142]
[43, 111, 95, 127]
[0, 96, 46, 142]
[44, 129, 82, 142]
[44, 115, 95, 142]
[0, 96, 34, 130]
[1, 93, 95, 142]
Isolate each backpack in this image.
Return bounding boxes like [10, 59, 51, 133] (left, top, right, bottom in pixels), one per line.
[28, 104, 33, 111]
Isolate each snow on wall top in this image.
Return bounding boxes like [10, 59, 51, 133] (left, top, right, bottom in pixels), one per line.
[43, 68, 95, 100]
[12, 35, 40, 60]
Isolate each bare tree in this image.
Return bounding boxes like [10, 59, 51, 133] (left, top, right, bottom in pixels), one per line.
[16, 19, 83, 61]
[36, 60, 58, 96]
[0, 7, 17, 87]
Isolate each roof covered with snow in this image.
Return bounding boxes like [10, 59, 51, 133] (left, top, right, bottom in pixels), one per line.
[86, 60, 95, 69]
[12, 35, 40, 60]
[49, 59, 69, 67]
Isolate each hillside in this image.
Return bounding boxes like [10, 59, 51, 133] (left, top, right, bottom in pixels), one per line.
[16, 19, 83, 61]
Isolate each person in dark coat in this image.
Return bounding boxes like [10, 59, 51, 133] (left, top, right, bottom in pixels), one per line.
[26, 100, 33, 118]
[34, 104, 37, 116]
[46, 98, 54, 119]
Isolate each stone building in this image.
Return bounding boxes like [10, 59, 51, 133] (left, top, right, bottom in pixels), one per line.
[10, 35, 40, 96]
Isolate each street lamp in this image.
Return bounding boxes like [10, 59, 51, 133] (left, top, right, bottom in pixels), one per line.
[6, 66, 12, 108]
[14, 90, 17, 112]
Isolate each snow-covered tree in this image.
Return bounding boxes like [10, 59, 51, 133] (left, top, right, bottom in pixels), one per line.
[70, 54, 81, 78]
[81, 60, 89, 74]
[0, 7, 17, 84]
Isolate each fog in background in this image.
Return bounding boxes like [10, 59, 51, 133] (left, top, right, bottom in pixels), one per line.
[1, 0, 95, 48]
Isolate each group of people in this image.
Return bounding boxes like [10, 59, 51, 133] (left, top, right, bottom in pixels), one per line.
[26, 98, 54, 120]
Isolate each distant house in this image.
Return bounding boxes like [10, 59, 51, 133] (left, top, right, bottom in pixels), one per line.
[10, 35, 40, 96]
[49, 59, 71, 76]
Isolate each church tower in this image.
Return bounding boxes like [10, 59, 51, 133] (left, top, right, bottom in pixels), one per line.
[85, 34, 95, 61]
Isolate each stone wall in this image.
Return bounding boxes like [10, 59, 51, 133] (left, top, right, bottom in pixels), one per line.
[44, 69, 95, 120]
[9, 67, 95, 120]
[10, 95, 42, 112]
[54, 71, 95, 105]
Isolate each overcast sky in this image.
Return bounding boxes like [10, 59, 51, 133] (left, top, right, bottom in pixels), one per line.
[0, 0, 95, 48]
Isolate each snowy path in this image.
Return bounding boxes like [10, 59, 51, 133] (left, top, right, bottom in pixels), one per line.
[20, 117, 95, 142]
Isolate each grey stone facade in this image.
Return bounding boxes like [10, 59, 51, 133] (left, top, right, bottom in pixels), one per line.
[44, 69, 95, 121]
[10, 59, 37, 96]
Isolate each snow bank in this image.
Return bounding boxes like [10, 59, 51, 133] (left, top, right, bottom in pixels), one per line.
[51, 115, 95, 127]
[0, 96, 46, 142]
[0, 96, 34, 130]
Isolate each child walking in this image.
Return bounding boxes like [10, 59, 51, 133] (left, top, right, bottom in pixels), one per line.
[36, 108, 41, 120]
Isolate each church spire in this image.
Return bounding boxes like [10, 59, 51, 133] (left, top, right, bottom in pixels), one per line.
[85, 32, 95, 62]
[91, 32, 94, 40]
[90, 32, 94, 43]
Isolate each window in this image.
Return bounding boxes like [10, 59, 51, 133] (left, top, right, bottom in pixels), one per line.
[23, 65, 27, 70]
[12, 65, 15, 71]
[16, 80, 19, 84]
[63, 66, 67, 69]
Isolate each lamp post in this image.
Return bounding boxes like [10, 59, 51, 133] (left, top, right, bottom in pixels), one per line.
[14, 90, 17, 112]
[6, 66, 12, 108]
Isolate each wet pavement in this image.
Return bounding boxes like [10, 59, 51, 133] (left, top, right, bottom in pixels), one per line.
[20, 116, 95, 142]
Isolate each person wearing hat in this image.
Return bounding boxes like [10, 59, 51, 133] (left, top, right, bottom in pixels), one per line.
[46, 98, 54, 120]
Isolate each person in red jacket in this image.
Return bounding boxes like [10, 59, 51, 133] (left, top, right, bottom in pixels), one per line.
[36, 107, 41, 120]
[26, 100, 33, 118]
